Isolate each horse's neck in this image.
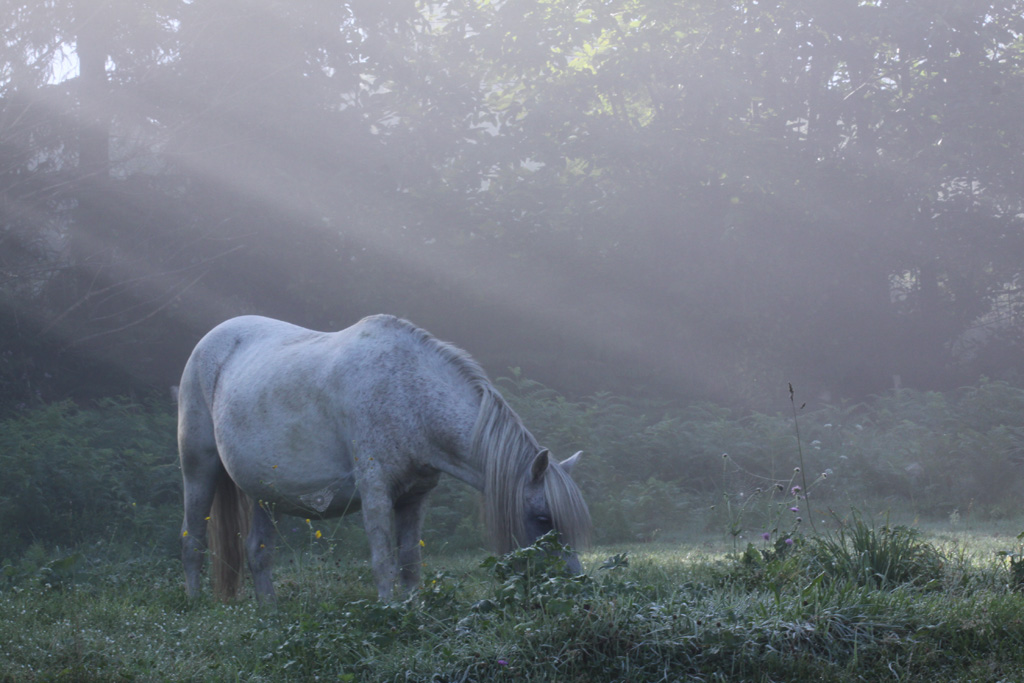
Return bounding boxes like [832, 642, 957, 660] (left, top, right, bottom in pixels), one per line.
[422, 378, 487, 491]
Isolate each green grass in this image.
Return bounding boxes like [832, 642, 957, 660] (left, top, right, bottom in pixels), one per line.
[3, 528, 1024, 682]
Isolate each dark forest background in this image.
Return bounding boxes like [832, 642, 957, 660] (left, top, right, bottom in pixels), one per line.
[3, 0, 1024, 414]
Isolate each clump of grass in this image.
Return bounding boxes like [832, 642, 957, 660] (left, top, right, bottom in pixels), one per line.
[809, 510, 945, 589]
[998, 531, 1024, 593]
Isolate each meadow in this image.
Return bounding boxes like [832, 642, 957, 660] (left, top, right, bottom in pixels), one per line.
[2, 522, 1024, 682]
[3, 377, 1024, 681]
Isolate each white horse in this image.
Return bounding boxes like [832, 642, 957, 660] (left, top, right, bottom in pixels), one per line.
[178, 314, 591, 601]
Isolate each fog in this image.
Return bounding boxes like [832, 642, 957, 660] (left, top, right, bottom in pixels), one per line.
[3, 0, 1024, 412]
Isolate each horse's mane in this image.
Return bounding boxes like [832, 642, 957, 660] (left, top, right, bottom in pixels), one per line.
[368, 314, 492, 389]
[474, 388, 591, 554]
[378, 315, 591, 554]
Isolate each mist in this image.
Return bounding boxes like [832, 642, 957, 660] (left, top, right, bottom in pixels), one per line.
[6, 6, 1024, 676]
[3, 0, 1024, 414]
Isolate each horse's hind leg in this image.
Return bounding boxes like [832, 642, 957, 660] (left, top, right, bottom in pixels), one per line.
[246, 502, 277, 603]
[395, 491, 430, 597]
[179, 387, 223, 598]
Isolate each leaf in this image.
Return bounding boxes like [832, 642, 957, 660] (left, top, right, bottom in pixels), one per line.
[545, 598, 573, 615]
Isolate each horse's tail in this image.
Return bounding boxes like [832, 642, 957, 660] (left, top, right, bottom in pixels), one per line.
[209, 473, 251, 601]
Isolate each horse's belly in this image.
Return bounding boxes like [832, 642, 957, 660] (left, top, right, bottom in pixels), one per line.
[215, 414, 360, 518]
[242, 465, 361, 518]
[258, 480, 362, 518]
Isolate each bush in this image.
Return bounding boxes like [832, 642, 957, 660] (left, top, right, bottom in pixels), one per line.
[499, 373, 1024, 546]
[0, 398, 179, 560]
[4, 375, 1024, 569]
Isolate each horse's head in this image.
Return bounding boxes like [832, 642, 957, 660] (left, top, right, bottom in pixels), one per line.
[518, 449, 591, 574]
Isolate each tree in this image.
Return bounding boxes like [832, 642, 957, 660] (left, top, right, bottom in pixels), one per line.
[2, 0, 1023, 409]
[417, 0, 1024, 403]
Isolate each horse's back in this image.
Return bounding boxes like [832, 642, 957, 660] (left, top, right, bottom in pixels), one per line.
[180, 313, 438, 418]
[178, 314, 471, 514]
[181, 314, 384, 392]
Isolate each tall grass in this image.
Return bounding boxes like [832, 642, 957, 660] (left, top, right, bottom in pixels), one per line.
[807, 511, 946, 589]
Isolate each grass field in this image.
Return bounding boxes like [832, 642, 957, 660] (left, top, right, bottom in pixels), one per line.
[3, 518, 1024, 682]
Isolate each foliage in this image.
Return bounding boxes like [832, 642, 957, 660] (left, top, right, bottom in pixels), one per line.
[4, 375, 1024, 570]
[3, 0, 1024, 407]
[502, 373, 1024, 549]
[478, 529, 592, 613]
[420, 475, 486, 553]
[998, 531, 1024, 593]
[0, 398, 179, 560]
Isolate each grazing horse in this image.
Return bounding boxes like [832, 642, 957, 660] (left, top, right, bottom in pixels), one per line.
[177, 314, 591, 601]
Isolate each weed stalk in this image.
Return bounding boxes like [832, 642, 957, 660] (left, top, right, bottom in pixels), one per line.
[788, 383, 817, 534]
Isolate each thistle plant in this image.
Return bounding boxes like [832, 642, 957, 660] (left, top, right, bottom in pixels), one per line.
[717, 447, 832, 557]
[788, 383, 817, 534]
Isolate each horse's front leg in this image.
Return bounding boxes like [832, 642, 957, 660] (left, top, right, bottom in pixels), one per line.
[181, 500, 211, 598]
[395, 491, 430, 597]
[360, 484, 398, 600]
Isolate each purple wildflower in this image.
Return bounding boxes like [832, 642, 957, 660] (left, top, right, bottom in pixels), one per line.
[790, 485, 802, 495]
[497, 659, 508, 667]
[761, 532, 771, 541]
[785, 538, 794, 546]
[789, 506, 799, 513]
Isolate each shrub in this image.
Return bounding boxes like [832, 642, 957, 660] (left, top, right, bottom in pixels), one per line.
[5, 374, 1024, 570]
[0, 398, 179, 560]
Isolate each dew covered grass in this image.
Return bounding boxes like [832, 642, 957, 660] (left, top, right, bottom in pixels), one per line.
[3, 526, 1024, 682]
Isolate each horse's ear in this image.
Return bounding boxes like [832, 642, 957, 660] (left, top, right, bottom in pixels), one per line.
[531, 449, 550, 482]
[560, 451, 582, 474]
